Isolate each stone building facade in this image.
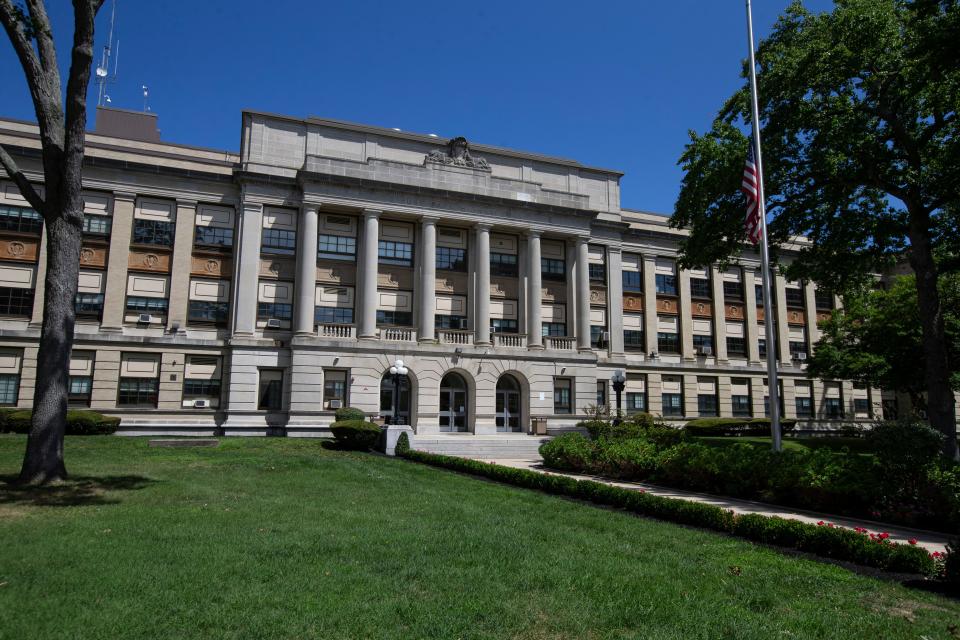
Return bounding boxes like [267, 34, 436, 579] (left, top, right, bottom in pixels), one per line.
[0, 108, 896, 437]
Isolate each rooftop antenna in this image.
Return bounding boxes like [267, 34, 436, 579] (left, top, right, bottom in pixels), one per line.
[142, 85, 150, 112]
[95, 0, 119, 107]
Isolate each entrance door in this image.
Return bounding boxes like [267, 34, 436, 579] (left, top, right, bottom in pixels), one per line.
[439, 373, 468, 432]
[380, 374, 410, 424]
[496, 375, 522, 432]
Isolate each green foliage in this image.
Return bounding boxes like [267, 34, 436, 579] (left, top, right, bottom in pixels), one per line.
[944, 540, 960, 586]
[334, 406, 367, 422]
[329, 420, 381, 451]
[6, 410, 119, 435]
[684, 417, 797, 436]
[579, 413, 656, 441]
[539, 433, 596, 472]
[394, 431, 410, 456]
[399, 448, 934, 576]
[0, 407, 17, 433]
[868, 419, 944, 471]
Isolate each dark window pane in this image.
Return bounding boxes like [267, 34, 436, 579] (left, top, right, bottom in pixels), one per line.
[693, 334, 714, 353]
[435, 314, 467, 330]
[315, 306, 354, 324]
[690, 278, 711, 299]
[626, 392, 646, 412]
[785, 288, 805, 307]
[490, 253, 518, 277]
[589, 263, 606, 283]
[795, 396, 813, 418]
[75, 293, 104, 319]
[132, 219, 174, 246]
[0, 373, 20, 405]
[118, 377, 158, 407]
[698, 394, 718, 417]
[662, 393, 683, 417]
[436, 247, 467, 271]
[188, 301, 229, 325]
[376, 310, 413, 326]
[261, 228, 296, 255]
[378, 241, 413, 266]
[126, 297, 169, 313]
[542, 322, 566, 337]
[183, 379, 221, 397]
[622, 271, 642, 292]
[656, 274, 677, 295]
[732, 395, 752, 417]
[491, 318, 518, 334]
[726, 336, 746, 357]
[194, 226, 233, 249]
[657, 332, 679, 353]
[723, 281, 743, 301]
[318, 234, 356, 261]
[624, 330, 645, 350]
[542, 258, 565, 281]
[83, 215, 111, 237]
[0, 287, 34, 317]
[257, 302, 292, 321]
[0, 205, 43, 234]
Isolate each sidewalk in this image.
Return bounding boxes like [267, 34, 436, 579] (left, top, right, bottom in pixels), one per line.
[482, 457, 953, 554]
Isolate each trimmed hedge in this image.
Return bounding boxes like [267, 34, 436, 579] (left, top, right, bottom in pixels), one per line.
[580, 412, 656, 440]
[399, 448, 936, 576]
[685, 417, 797, 436]
[0, 407, 18, 433]
[394, 431, 411, 456]
[334, 406, 367, 422]
[330, 419, 381, 450]
[7, 410, 120, 435]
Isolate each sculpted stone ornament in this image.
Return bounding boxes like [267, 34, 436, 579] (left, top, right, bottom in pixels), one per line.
[425, 136, 490, 170]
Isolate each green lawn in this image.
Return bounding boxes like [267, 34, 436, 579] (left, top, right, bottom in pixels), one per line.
[1, 436, 957, 639]
[695, 435, 875, 455]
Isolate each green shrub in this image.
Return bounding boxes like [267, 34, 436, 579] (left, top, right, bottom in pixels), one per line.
[7, 410, 120, 435]
[0, 407, 17, 433]
[334, 406, 367, 422]
[398, 448, 934, 576]
[330, 419, 381, 450]
[943, 540, 960, 586]
[539, 433, 596, 471]
[394, 431, 410, 456]
[685, 417, 796, 436]
[8, 410, 33, 434]
[867, 419, 943, 470]
[643, 423, 687, 448]
[580, 413, 656, 441]
[595, 438, 659, 479]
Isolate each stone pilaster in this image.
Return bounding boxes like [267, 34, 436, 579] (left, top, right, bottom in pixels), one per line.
[418, 217, 437, 342]
[646, 372, 663, 415]
[744, 268, 761, 363]
[643, 256, 658, 357]
[710, 266, 727, 361]
[683, 375, 699, 418]
[232, 200, 263, 336]
[294, 204, 319, 335]
[804, 281, 820, 346]
[166, 199, 197, 331]
[474, 223, 491, 346]
[526, 230, 543, 349]
[28, 226, 47, 327]
[358, 209, 380, 340]
[678, 268, 694, 360]
[775, 274, 791, 364]
[100, 192, 136, 331]
[606, 245, 625, 356]
[576, 236, 591, 352]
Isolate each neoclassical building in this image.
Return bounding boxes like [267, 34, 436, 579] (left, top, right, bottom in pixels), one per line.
[0, 108, 898, 440]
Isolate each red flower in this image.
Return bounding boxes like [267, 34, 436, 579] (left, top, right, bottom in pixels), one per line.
[908, 538, 918, 545]
[817, 520, 825, 526]
[879, 532, 889, 540]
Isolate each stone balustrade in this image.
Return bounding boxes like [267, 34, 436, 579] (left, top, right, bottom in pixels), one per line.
[438, 330, 473, 345]
[382, 327, 416, 342]
[493, 333, 526, 348]
[318, 323, 355, 339]
[546, 336, 576, 350]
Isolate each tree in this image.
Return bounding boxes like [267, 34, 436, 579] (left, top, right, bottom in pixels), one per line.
[805, 274, 960, 410]
[0, 0, 105, 483]
[670, 0, 960, 458]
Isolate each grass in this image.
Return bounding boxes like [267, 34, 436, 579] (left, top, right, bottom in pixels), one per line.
[695, 435, 875, 455]
[1, 435, 958, 640]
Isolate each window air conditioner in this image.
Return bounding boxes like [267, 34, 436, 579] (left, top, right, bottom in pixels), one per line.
[458, 318, 468, 330]
[602, 331, 610, 341]
[697, 346, 713, 356]
[137, 313, 152, 324]
[266, 318, 281, 329]
[328, 399, 343, 409]
[795, 352, 807, 361]
[193, 399, 209, 408]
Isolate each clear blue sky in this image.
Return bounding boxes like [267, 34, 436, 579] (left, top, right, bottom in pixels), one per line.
[0, 0, 833, 214]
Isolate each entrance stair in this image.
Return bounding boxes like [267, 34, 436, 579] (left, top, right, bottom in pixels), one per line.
[412, 433, 549, 459]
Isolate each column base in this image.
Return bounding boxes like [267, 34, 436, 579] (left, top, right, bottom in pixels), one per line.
[418, 337, 437, 344]
[100, 325, 124, 334]
[527, 343, 545, 351]
[577, 347, 595, 354]
[474, 341, 492, 347]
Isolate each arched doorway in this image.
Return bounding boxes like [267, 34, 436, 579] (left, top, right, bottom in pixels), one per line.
[496, 375, 522, 432]
[439, 372, 468, 432]
[380, 371, 411, 425]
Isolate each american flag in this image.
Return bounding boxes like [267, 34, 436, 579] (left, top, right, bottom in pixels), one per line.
[742, 141, 762, 245]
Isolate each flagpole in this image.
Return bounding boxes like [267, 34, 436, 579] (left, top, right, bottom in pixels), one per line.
[745, 0, 782, 452]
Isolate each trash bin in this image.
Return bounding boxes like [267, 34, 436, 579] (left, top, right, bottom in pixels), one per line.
[530, 417, 548, 436]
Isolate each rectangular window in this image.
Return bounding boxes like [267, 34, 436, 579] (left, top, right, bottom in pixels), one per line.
[541, 258, 565, 281]
[258, 370, 283, 411]
[188, 301, 229, 325]
[763, 392, 786, 417]
[117, 378, 158, 408]
[698, 393, 718, 417]
[756, 284, 776, 307]
[376, 310, 413, 326]
[815, 289, 834, 311]
[261, 228, 296, 255]
[74, 293, 104, 319]
[132, 219, 174, 246]
[436, 246, 466, 271]
[732, 395, 752, 417]
[317, 234, 356, 261]
[693, 334, 714, 353]
[0, 205, 43, 234]
[789, 341, 807, 357]
[622, 271, 642, 292]
[655, 274, 677, 295]
[324, 369, 348, 410]
[542, 322, 566, 337]
[785, 288, 805, 307]
[126, 297, 169, 313]
[589, 263, 606, 283]
[258, 302, 293, 321]
[624, 330, 645, 351]
[626, 392, 647, 413]
[182, 379, 221, 398]
[795, 396, 813, 418]
[0, 287, 34, 316]
[490, 253, 518, 277]
[315, 307, 354, 325]
[0, 373, 19, 405]
[553, 378, 572, 414]
[491, 318, 518, 334]
[82, 215, 112, 237]
[758, 338, 767, 358]
[596, 381, 607, 407]
[591, 325, 605, 348]
[378, 240, 413, 266]
[726, 336, 747, 357]
[194, 226, 233, 249]
[435, 314, 468, 330]
[690, 278, 711, 299]
[657, 332, 680, 353]
[662, 393, 683, 417]
[68, 375, 92, 407]
[723, 281, 744, 301]
[824, 397, 844, 419]
[854, 398, 870, 415]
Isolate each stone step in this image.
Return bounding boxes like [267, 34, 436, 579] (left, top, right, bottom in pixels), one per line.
[413, 435, 549, 458]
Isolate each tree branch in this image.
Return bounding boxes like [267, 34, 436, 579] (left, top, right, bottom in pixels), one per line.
[0, 143, 45, 211]
[0, 0, 44, 86]
[24, 0, 57, 75]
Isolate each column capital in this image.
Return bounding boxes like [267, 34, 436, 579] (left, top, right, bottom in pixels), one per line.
[176, 198, 198, 208]
[524, 229, 542, 239]
[474, 222, 493, 232]
[363, 208, 382, 219]
[420, 215, 439, 225]
[113, 191, 137, 203]
[301, 203, 320, 214]
[606, 243, 622, 255]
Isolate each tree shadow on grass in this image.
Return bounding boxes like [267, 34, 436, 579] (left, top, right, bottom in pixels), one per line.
[0, 474, 156, 507]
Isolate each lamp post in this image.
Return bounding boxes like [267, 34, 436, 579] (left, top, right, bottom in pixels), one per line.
[388, 358, 408, 425]
[611, 369, 626, 426]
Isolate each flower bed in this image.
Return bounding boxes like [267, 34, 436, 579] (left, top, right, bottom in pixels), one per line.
[398, 448, 938, 576]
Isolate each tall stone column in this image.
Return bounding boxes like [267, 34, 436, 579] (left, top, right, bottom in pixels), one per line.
[775, 274, 791, 363]
[419, 217, 438, 342]
[100, 192, 136, 331]
[710, 266, 728, 361]
[28, 225, 48, 327]
[474, 223, 491, 346]
[576, 236, 592, 352]
[358, 209, 381, 340]
[526, 231, 543, 349]
[166, 199, 197, 331]
[678, 268, 694, 360]
[744, 268, 761, 363]
[294, 204, 319, 335]
[804, 281, 820, 346]
[606, 245, 625, 356]
[642, 256, 658, 357]
[232, 200, 263, 336]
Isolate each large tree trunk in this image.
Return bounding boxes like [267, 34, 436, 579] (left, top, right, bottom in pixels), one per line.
[907, 208, 959, 461]
[17, 211, 83, 484]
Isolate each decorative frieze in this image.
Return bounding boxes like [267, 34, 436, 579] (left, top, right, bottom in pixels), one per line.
[815, 311, 832, 325]
[656, 296, 679, 315]
[724, 303, 744, 321]
[691, 300, 712, 318]
[79, 245, 107, 268]
[589, 287, 607, 306]
[259, 258, 295, 280]
[190, 255, 232, 278]
[436, 273, 468, 294]
[0, 238, 38, 263]
[317, 263, 356, 285]
[542, 282, 566, 302]
[127, 250, 170, 273]
[622, 294, 644, 312]
[787, 308, 806, 326]
[490, 277, 518, 299]
[756, 306, 766, 322]
[377, 266, 413, 290]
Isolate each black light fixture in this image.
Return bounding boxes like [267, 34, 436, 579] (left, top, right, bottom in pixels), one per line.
[388, 358, 408, 425]
[611, 369, 626, 426]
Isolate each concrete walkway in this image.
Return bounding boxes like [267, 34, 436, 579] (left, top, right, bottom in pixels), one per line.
[481, 457, 953, 554]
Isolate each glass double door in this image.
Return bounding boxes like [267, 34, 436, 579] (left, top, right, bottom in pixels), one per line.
[380, 376, 410, 424]
[496, 389, 521, 432]
[439, 386, 467, 432]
